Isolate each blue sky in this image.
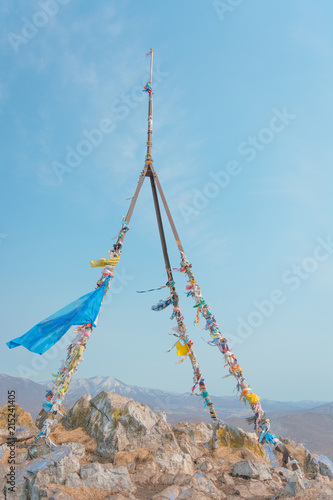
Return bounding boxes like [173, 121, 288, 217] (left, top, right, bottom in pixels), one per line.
[1, 0, 332, 405]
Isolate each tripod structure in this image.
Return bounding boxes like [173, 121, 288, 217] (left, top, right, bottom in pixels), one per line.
[18, 50, 301, 473]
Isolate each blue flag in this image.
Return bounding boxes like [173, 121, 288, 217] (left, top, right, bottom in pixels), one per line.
[7, 277, 110, 355]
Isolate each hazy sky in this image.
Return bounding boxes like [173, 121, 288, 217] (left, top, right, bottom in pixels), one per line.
[1, 1, 332, 405]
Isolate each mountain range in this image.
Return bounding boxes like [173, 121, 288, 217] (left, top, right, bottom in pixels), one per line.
[1, 373, 332, 459]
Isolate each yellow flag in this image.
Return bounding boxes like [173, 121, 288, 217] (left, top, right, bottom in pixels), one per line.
[246, 392, 260, 404]
[90, 256, 120, 268]
[176, 342, 189, 356]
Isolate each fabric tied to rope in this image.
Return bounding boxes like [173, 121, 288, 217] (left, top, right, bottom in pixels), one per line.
[151, 296, 173, 311]
[143, 82, 153, 93]
[137, 284, 168, 293]
[6, 277, 110, 355]
[90, 256, 120, 268]
[176, 342, 190, 356]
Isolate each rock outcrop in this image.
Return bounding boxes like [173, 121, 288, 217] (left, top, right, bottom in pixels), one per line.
[0, 391, 333, 499]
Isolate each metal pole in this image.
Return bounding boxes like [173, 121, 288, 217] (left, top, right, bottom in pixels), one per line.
[149, 175, 218, 421]
[150, 175, 172, 278]
[124, 164, 148, 225]
[150, 166, 184, 254]
[150, 48, 153, 84]
[146, 49, 153, 157]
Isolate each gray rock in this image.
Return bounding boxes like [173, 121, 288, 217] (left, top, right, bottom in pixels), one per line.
[158, 411, 167, 422]
[35, 454, 80, 485]
[47, 486, 75, 499]
[275, 467, 299, 481]
[196, 458, 215, 472]
[65, 472, 84, 488]
[79, 462, 132, 492]
[304, 452, 333, 481]
[283, 474, 305, 496]
[158, 472, 175, 485]
[173, 428, 202, 459]
[15, 450, 28, 464]
[232, 460, 272, 480]
[217, 472, 234, 485]
[65, 441, 85, 458]
[177, 485, 218, 499]
[154, 448, 195, 475]
[189, 472, 220, 498]
[303, 477, 318, 490]
[173, 421, 212, 446]
[271, 471, 283, 487]
[28, 440, 53, 459]
[131, 469, 158, 484]
[152, 485, 181, 499]
[173, 473, 192, 485]
[64, 391, 179, 459]
[5, 444, 72, 499]
[304, 451, 320, 479]
[30, 483, 49, 500]
[318, 456, 333, 480]
[236, 481, 271, 498]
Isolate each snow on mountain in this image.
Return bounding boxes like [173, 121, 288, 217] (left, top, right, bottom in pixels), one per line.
[1, 372, 330, 430]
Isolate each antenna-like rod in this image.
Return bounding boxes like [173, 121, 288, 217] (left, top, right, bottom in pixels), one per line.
[150, 47, 153, 84]
[146, 48, 153, 157]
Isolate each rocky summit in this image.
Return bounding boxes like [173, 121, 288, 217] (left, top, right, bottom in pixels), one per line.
[0, 392, 333, 499]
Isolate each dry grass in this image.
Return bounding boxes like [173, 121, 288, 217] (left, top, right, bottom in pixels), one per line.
[50, 423, 97, 455]
[47, 483, 120, 499]
[212, 444, 269, 466]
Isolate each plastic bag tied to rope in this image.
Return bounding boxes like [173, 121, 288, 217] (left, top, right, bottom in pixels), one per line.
[6, 277, 110, 355]
[151, 296, 173, 311]
[32, 221, 129, 443]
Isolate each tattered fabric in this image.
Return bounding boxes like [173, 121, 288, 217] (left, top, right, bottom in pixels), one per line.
[6, 277, 110, 355]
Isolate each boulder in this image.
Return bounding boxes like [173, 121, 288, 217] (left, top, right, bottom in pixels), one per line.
[173, 421, 212, 445]
[154, 447, 195, 475]
[195, 457, 215, 472]
[63, 391, 179, 459]
[304, 451, 333, 481]
[232, 460, 272, 480]
[275, 467, 299, 481]
[189, 472, 221, 498]
[4, 445, 72, 498]
[235, 480, 271, 498]
[283, 474, 305, 496]
[173, 473, 192, 485]
[152, 485, 181, 499]
[317, 455, 333, 480]
[34, 453, 80, 485]
[27, 440, 52, 459]
[211, 421, 265, 458]
[64, 472, 84, 488]
[177, 485, 217, 499]
[173, 426, 202, 459]
[79, 462, 132, 492]
[0, 404, 38, 442]
[64, 441, 85, 458]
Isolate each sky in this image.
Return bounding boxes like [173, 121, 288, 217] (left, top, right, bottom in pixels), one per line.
[0, 0, 332, 406]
